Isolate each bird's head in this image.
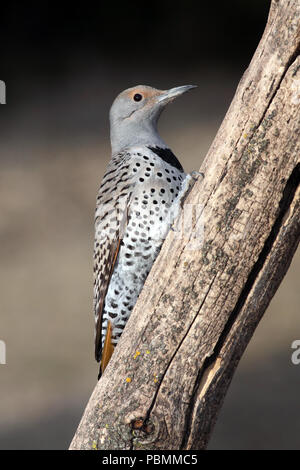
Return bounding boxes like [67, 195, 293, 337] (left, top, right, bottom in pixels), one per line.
[109, 84, 196, 155]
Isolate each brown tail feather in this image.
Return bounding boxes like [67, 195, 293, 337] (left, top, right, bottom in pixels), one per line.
[98, 321, 114, 379]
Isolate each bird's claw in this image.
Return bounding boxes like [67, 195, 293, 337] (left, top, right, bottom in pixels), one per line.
[189, 170, 204, 182]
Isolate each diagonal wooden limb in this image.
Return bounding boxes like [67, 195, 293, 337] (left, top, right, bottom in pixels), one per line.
[70, 0, 300, 450]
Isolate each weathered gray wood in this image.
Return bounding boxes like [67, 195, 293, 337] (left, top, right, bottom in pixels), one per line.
[70, 0, 300, 450]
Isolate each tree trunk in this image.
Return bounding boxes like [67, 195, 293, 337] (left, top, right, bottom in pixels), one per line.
[70, 0, 300, 450]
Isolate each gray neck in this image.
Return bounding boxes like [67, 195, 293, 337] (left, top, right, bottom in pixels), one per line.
[110, 118, 167, 155]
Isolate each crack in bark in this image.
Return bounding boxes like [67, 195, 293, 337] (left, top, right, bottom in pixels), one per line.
[254, 43, 300, 134]
[129, 276, 217, 449]
[180, 163, 300, 449]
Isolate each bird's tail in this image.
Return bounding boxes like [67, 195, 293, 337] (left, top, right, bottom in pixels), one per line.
[98, 320, 114, 380]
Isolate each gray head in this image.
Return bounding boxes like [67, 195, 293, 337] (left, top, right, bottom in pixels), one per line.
[109, 84, 196, 155]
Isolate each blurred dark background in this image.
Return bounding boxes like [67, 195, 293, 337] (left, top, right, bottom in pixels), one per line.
[1, 0, 270, 140]
[1, 1, 269, 73]
[1, 0, 300, 450]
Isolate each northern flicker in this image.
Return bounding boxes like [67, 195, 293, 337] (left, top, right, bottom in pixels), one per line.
[94, 84, 197, 378]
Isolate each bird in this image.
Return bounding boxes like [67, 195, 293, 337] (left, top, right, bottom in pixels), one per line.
[94, 84, 197, 379]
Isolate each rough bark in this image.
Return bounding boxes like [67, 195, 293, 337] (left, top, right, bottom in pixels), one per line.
[70, 0, 300, 450]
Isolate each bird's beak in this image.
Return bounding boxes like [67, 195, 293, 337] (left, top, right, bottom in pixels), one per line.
[157, 85, 197, 104]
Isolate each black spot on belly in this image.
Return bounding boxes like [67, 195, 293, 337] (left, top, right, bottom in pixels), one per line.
[108, 312, 118, 319]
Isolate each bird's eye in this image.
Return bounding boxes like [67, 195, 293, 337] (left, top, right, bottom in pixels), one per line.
[133, 93, 143, 102]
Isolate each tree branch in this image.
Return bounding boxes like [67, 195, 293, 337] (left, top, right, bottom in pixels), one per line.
[70, 0, 300, 450]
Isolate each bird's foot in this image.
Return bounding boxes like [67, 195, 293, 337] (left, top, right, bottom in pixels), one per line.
[190, 170, 204, 182]
[170, 170, 204, 231]
[179, 170, 204, 208]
